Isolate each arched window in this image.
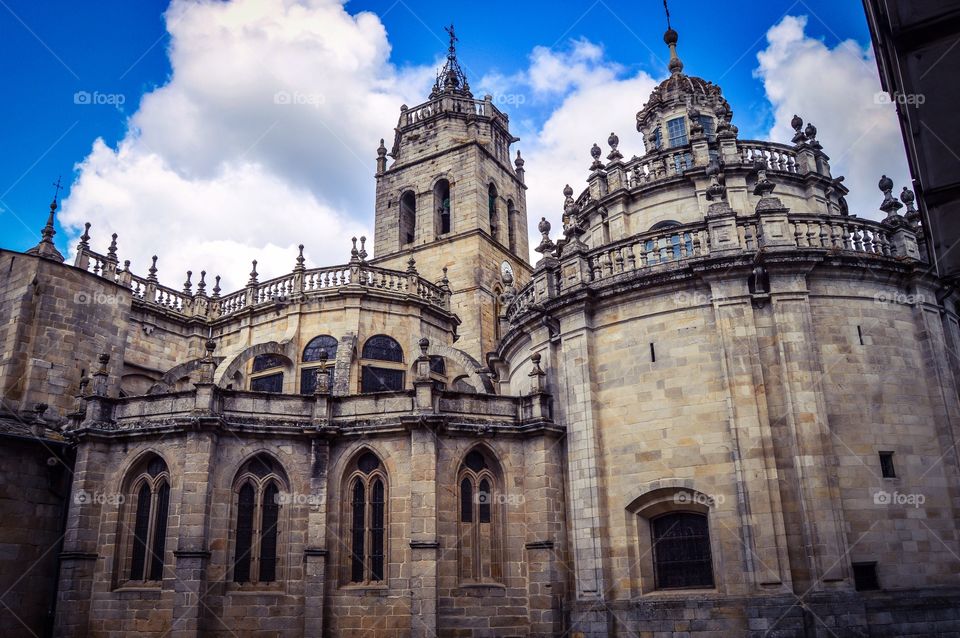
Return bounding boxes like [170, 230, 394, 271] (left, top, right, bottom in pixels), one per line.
[457, 448, 503, 583]
[651, 512, 714, 589]
[361, 335, 405, 393]
[250, 353, 287, 393]
[122, 454, 170, 583]
[232, 454, 287, 585]
[344, 451, 388, 584]
[301, 335, 338, 394]
[506, 199, 517, 253]
[399, 190, 416, 246]
[434, 179, 451, 236]
[488, 183, 499, 241]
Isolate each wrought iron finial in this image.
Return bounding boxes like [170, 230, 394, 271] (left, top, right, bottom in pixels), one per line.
[662, 2, 683, 76]
[52, 175, 64, 202]
[433, 23, 470, 96]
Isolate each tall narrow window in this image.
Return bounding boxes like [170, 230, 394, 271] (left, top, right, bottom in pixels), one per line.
[879, 452, 896, 478]
[506, 199, 517, 253]
[488, 183, 499, 241]
[651, 512, 714, 589]
[666, 117, 688, 148]
[457, 448, 503, 583]
[124, 454, 170, 583]
[434, 179, 451, 236]
[345, 451, 388, 584]
[232, 454, 288, 585]
[399, 190, 416, 246]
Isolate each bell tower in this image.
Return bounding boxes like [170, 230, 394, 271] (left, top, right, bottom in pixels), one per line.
[371, 25, 531, 363]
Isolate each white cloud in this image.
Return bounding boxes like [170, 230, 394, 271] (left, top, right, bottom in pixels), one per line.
[60, 0, 434, 291]
[479, 41, 657, 259]
[755, 15, 910, 219]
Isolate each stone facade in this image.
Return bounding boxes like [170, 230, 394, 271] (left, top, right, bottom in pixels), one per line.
[1, 24, 960, 638]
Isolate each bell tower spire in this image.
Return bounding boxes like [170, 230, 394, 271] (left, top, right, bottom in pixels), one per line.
[371, 26, 532, 361]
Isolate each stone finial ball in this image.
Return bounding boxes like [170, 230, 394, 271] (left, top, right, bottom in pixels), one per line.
[590, 143, 602, 160]
[539, 217, 551, 234]
[791, 114, 803, 131]
[663, 27, 678, 45]
[878, 174, 893, 192]
[563, 184, 574, 198]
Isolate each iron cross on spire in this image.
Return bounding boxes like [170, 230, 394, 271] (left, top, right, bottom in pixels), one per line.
[662, 0, 672, 30]
[445, 23, 458, 56]
[51, 175, 64, 203]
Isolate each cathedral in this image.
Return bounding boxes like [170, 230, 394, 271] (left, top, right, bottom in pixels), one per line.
[2, 21, 960, 638]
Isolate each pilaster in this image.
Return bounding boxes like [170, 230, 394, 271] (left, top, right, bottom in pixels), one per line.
[170, 430, 218, 638]
[409, 424, 439, 638]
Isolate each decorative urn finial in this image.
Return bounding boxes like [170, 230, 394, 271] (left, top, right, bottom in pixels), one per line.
[607, 132, 623, 161]
[589, 143, 604, 170]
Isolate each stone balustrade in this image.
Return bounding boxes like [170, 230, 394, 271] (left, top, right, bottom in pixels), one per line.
[505, 211, 921, 324]
[399, 94, 504, 129]
[73, 245, 452, 322]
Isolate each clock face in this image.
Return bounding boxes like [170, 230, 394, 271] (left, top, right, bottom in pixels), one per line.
[500, 260, 514, 280]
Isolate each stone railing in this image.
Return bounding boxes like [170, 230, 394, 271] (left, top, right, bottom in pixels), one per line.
[73, 242, 452, 322]
[400, 94, 504, 128]
[584, 140, 805, 200]
[505, 211, 921, 324]
[739, 141, 799, 174]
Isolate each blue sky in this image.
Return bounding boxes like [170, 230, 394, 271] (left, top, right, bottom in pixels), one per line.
[0, 0, 906, 288]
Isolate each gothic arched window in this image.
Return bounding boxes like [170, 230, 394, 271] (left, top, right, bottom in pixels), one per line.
[434, 179, 451, 236]
[651, 512, 714, 589]
[344, 451, 388, 584]
[122, 454, 170, 583]
[361, 335, 405, 393]
[457, 448, 503, 583]
[232, 454, 287, 585]
[488, 183, 499, 241]
[301, 335, 338, 394]
[399, 191, 416, 246]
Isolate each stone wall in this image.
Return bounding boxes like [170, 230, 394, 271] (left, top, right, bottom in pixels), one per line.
[0, 434, 70, 638]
